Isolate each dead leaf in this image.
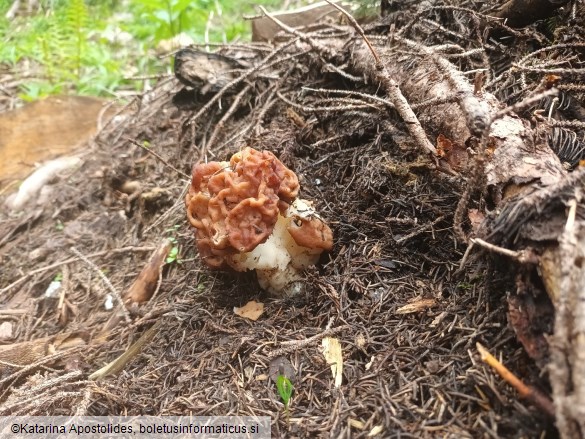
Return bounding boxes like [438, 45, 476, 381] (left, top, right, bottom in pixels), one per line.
[436, 134, 452, 158]
[125, 238, 172, 304]
[396, 298, 436, 314]
[233, 300, 264, 321]
[507, 291, 551, 363]
[56, 333, 88, 350]
[474, 71, 486, 96]
[349, 419, 365, 430]
[355, 333, 367, 349]
[286, 107, 306, 128]
[430, 311, 448, 327]
[0, 339, 49, 375]
[244, 366, 254, 381]
[119, 180, 141, 195]
[468, 209, 485, 235]
[544, 74, 561, 89]
[436, 134, 469, 172]
[322, 337, 343, 388]
[0, 331, 87, 376]
[540, 248, 561, 303]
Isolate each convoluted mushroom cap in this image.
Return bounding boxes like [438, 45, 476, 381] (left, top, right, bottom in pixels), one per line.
[227, 202, 329, 294]
[185, 147, 300, 268]
[286, 199, 333, 251]
[186, 147, 334, 295]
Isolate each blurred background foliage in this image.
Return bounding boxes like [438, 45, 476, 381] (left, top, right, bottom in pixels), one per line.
[0, 0, 297, 100]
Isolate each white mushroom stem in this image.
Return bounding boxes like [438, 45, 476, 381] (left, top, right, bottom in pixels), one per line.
[228, 199, 323, 295]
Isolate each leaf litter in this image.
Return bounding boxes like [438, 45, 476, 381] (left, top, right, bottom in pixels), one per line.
[1, 1, 583, 436]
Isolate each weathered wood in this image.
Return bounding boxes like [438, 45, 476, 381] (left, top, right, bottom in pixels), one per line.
[251, 1, 343, 42]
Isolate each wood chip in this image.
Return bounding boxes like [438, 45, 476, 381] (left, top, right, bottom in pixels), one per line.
[396, 298, 436, 314]
[0, 322, 13, 340]
[234, 300, 264, 321]
[322, 337, 343, 388]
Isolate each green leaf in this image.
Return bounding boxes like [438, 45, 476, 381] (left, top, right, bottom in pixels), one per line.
[2, 0, 289, 100]
[153, 9, 172, 23]
[165, 246, 179, 264]
[172, 0, 193, 13]
[276, 375, 293, 407]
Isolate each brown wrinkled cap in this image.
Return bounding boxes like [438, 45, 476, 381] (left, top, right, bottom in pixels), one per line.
[287, 216, 333, 251]
[185, 147, 300, 268]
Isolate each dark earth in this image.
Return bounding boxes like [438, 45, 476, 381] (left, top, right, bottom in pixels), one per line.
[1, 1, 585, 437]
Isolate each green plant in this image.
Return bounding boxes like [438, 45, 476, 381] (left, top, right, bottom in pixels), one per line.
[55, 219, 64, 231]
[18, 81, 62, 102]
[127, 0, 289, 45]
[166, 244, 181, 264]
[131, 0, 197, 41]
[0, 0, 295, 101]
[165, 225, 182, 264]
[1, 0, 130, 99]
[276, 374, 293, 419]
[65, 0, 89, 80]
[31, 0, 90, 89]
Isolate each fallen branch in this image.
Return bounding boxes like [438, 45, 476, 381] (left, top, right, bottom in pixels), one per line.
[324, 0, 437, 156]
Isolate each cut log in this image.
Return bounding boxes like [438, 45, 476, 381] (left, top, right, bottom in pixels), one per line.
[251, 1, 347, 42]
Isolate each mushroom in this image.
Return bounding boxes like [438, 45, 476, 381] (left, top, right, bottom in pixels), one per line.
[185, 147, 333, 295]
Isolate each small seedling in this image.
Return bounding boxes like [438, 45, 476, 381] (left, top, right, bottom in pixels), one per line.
[165, 245, 180, 264]
[457, 282, 473, 291]
[276, 374, 293, 421]
[165, 225, 182, 264]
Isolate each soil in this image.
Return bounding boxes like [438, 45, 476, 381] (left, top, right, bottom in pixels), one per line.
[1, 1, 584, 437]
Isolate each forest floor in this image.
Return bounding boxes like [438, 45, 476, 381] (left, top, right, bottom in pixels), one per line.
[2, 1, 584, 437]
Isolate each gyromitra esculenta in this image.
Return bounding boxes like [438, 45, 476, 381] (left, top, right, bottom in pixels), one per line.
[185, 147, 333, 295]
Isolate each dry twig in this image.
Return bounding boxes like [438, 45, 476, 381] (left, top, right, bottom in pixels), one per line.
[476, 342, 555, 418]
